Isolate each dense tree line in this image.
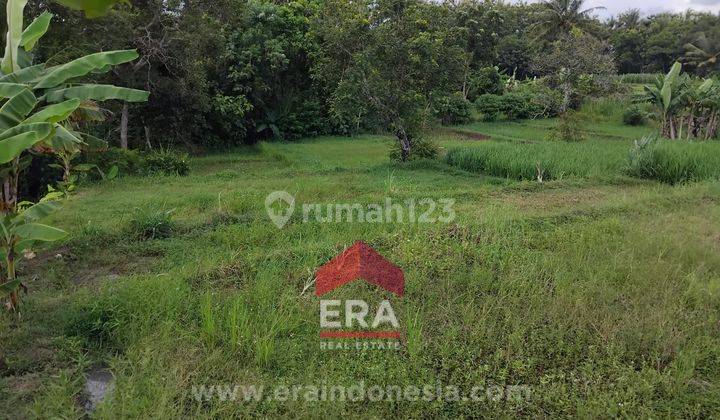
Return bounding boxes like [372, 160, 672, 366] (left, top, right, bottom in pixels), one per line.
[21, 0, 720, 150]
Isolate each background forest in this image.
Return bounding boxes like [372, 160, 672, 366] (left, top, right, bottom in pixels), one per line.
[13, 0, 720, 151]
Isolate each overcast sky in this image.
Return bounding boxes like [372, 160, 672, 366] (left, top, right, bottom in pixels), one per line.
[515, 0, 720, 18]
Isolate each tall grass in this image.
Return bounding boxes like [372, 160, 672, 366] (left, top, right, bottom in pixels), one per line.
[626, 138, 720, 184]
[446, 138, 720, 184]
[444, 141, 629, 181]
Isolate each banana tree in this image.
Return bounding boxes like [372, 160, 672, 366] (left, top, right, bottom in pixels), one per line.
[0, 0, 148, 311]
[0, 201, 65, 310]
[641, 62, 688, 139]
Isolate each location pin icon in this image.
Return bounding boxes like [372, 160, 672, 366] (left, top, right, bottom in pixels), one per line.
[265, 191, 295, 229]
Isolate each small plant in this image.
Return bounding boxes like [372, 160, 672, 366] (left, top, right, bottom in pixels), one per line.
[128, 207, 175, 240]
[0, 200, 66, 311]
[550, 111, 586, 142]
[143, 150, 191, 176]
[83, 148, 144, 179]
[623, 105, 648, 126]
[389, 137, 439, 162]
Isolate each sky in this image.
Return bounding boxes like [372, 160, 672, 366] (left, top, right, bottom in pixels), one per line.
[515, 0, 720, 18]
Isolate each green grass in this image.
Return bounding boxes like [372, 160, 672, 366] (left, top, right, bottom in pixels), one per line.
[627, 140, 720, 184]
[444, 140, 632, 181]
[2, 125, 720, 417]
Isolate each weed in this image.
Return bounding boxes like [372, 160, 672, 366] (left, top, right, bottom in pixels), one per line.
[127, 208, 175, 240]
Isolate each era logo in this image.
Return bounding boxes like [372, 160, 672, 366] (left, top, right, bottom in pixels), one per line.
[320, 299, 398, 329]
[316, 241, 404, 344]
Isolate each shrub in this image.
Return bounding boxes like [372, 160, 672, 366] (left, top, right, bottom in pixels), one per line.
[625, 136, 720, 184]
[477, 93, 544, 121]
[468, 66, 504, 100]
[623, 105, 647, 126]
[549, 112, 586, 142]
[128, 208, 176, 240]
[389, 137, 439, 162]
[475, 94, 504, 121]
[515, 82, 564, 118]
[82, 148, 144, 178]
[433, 92, 472, 125]
[143, 150, 191, 176]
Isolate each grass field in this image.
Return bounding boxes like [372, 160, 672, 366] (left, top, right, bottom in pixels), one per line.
[2, 116, 720, 417]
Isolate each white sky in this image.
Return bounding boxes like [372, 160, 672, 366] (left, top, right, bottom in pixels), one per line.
[515, 0, 720, 18]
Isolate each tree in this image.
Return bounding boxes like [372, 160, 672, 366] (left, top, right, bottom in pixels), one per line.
[530, 0, 606, 42]
[684, 33, 720, 75]
[532, 32, 616, 111]
[315, 0, 468, 160]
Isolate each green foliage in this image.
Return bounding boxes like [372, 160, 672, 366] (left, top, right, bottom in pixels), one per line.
[475, 90, 559, 122]
[82, 147, 144, 177]
[550, 111, 586, 142]
[616, 73, 662, 84]
[625, 135, 720, 184]
[143, 150, 190, 177]
[468, 66, 503, 101]
[127, 207, 175, 240]
[623, 105, 648, 126]
[432, 92, 472, 126]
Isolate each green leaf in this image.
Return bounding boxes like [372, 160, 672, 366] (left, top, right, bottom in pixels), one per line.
[44, 84, 149, 103]
[16, 201, 59, 223]
[0, 122, 53, 141]
[0, 131, 49, 164]
[24, 99, 81, 124]
[20, 12, 53, 52]
[73, 163, 97, 171]
[661, 62, 681, 112]
[0, 88, 37, 130]
[14, 223, 66, 242]
[52, 0, 128, 18]
[46, 124, 83, 151]
[0, 64, 46, 84]
[107, 165, 118, 180]
[35, 50, 139, 89]
[1, 0, 30, 74]
[80, 132, 107, 151]
[0, 279, 21, 298]
[0, 82, 29, 98]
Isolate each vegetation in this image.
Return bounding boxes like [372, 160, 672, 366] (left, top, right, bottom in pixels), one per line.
[641, 62, 719, 140]
[3, 0, 720, 418]
[0, 0, 147, 311]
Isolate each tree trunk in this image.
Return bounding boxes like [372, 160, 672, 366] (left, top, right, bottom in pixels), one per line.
[120, 103, 129, 149]
[396, 130, 412, 162]
[144, 125, 152, 150]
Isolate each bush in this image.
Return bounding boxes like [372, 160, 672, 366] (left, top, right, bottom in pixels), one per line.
[128, 208, 176, 240]
[389, 137, 439, 162]
[475, 94, 504, 121]
[143, 150, 191, 176]
[82, 148, 144, 178]
[623, 105, 647, 126]
[475, 92, 548, 121]
[468, 66, 504, 101]
[625, 136, 720, 184]
[433, 92, 472, 125]
[549, 112, 586, 142]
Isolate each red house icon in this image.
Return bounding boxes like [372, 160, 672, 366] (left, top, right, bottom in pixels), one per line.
[315, 241, 404, 297]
